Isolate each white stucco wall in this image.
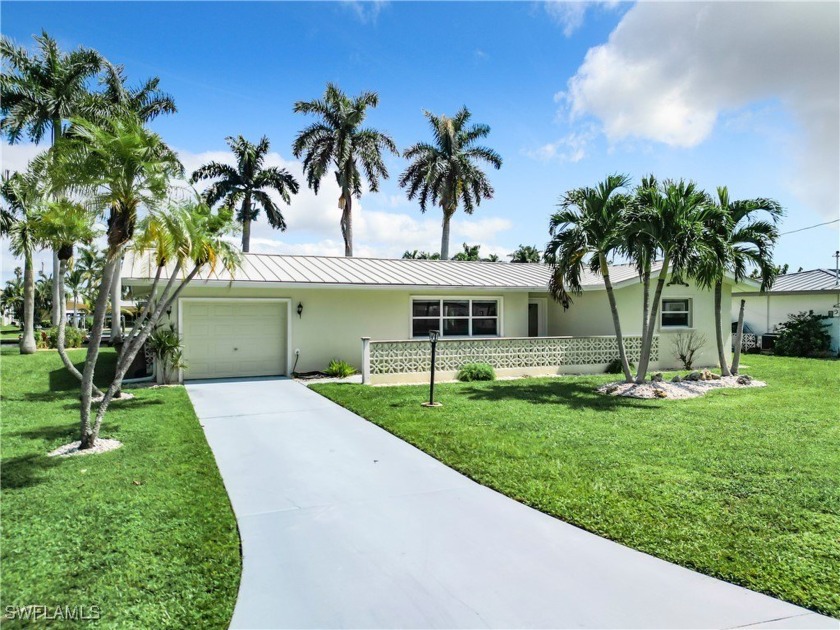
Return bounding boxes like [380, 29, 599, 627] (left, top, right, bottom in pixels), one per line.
[733, 291, 840, 353]
[163, 284, 529, 373]
[533, 278, 731, 370]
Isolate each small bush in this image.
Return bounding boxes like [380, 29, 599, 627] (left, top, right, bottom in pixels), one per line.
[456, 362, 496, 382]
[324, 359, 356, 378]
[36, 326, 84, 349]
[84, 316, 94, 329]
[774, 311, 831, 357]
[672, 331, 707, 370]
[605, 358, 634, 374]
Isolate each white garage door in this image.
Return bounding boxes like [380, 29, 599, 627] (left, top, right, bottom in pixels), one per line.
[181, 301, 288, 380]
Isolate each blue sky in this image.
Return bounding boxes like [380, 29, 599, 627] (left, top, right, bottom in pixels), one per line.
[2, 1, 838, 280]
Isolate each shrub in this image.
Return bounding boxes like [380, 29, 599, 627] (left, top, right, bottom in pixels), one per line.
[456, 362, 496, 382]
[605, 358, 634, 374]
[774, 311, 831, 357]
[36, 326, 84, 349]
[84, 316, 94, 329]
[672, 331, 707, 370]
[324, 359, 356, 378]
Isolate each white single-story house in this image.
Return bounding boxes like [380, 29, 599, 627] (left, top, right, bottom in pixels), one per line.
[732, 268, 840, 353]
[121, 253, 740, 384]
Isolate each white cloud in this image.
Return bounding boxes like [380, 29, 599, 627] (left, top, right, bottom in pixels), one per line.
[543, 1, 620, 37]
[340, 0, 389, 24]
[563, 2, 840, 217]
[525, 127, 595, 162]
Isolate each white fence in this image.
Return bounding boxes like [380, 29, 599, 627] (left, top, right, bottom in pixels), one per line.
[361, 335, 657, 384]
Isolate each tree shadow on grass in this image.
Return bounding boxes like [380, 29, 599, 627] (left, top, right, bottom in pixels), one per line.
[47, 353, 117, 394]
[1, 454, 63, 490]
[459, 380, 660, 411]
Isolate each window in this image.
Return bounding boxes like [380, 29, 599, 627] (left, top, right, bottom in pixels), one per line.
[411, 298, 500, 337]
[661, 299, 691, 327]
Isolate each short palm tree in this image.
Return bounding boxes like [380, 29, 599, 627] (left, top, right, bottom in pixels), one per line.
[191, 135, 298, 253]
[695, 187, 782, 375]
[628, 179, 721, 383]
[399, 107, 502, 260]
[43, 113, 182, 448]
[1, 30, 103, 325]
[293, 83, 398, 257]
[1, 171, 43, 354]
[0, 268, 25, 324]
[34, 199, 100, 390]
[546, 174, 635, 382]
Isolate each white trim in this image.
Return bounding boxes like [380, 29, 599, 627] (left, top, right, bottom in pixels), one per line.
[528, 298, 548, 337]
[659, 297, 693, 330]
[408, 295, 505, 338]
[177, 297, 292, 381]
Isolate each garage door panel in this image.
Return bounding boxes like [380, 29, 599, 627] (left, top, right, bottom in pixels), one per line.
[181, 301, 287, 380]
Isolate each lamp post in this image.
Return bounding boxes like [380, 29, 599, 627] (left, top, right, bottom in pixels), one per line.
[422, 329, 442, 407]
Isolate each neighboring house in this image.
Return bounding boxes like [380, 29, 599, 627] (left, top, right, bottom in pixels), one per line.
[65, 300, 88, 327]
[733, 268, 840, 353]
[121, 253, 740, 384]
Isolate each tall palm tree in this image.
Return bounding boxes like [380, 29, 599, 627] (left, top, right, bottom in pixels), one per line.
[695, 187, 782, 375]
[65, 265, 86, 328]
[293, 83, 398, 257]
[44, 113, 182, 449]
[34, 199, 100, 390]
[1, 172, 43, 354]
[0, 268, 25, 324]
[545, 174, 635, 382]
[83, 62, 176, 124]
[399, 107, 502, 260]
[191, 135, 298, 252]
[1, 31, 103, 326]
[629, 180, 722, 383]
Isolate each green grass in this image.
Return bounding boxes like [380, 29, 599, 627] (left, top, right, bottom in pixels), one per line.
[1, 348, 240, 628]
[1, 325, 20, 342]
[313, 355, 840, 618]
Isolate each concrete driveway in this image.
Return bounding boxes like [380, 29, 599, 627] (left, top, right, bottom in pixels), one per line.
[186, 377, 836, 629]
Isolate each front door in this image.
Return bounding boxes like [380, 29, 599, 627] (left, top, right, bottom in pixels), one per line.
[528, 303, 539, 337]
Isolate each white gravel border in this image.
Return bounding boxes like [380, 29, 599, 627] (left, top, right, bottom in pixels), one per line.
[598, 375, 766, 399]
[48, 438, 123, 457]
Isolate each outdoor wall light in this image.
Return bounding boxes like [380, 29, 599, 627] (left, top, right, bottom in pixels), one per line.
[166, 305, 172, 318]
[297, 302, 303, 318]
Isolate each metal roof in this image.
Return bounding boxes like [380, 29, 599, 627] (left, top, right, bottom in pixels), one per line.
[759, 268, 840, 293]
[121, 251, 660, 291]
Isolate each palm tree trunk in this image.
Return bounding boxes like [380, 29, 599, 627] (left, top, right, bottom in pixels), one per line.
[641, 263, 651, 350]
[111, 262, 122, 345]
[20, 250, 36, 354]
[636, 256, 670, 383]
[440, 207, 454, 260]
[241, 195, 252, 253]
[73, 291, 78, 328]
[714, 280, 731, 376]
[601, 253, 633, 382]
[56, 258, 103, 396]
[79, 254, 118, 449]
[341, 193, 353, 257]
[51, 251, 61, 326]
[731, 299, 746, 374]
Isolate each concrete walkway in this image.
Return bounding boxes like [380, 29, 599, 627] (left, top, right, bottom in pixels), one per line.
[186, 378, 836, 629]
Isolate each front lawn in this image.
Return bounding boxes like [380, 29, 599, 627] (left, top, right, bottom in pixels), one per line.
[1, 325, 20, 342]
[313, 355, 840, 618]
[0, 348, 240, 628]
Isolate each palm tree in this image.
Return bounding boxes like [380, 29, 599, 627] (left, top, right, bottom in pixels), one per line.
[1, 172, 43, 354]
[510, 245, 541, 263]
[1, 31, 103, 326]
[44, 113, 182, 449]
[191, 135, 298, 252]
[546, 174, 635, 382]
[0, 268, 24, 324]
[34, 199, 100, 390]
[629, 180, 722, 383]
[89, 199, 240, 446]
[402, 250, 440, 260]
[83, 62, 176, 124]
[695, 187, 782, 375]
[399, 107, 502, 260]
[293, 83, 398, 257]
[452, 243, 481, 261]
[65, 265, 86, 328]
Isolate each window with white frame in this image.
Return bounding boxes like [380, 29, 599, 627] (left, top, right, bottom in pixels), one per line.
[661, 299, 691, 328]
[411, 298, 500, 337]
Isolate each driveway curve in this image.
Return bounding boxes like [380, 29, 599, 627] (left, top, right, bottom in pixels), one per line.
[186, 377, 836, 629]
